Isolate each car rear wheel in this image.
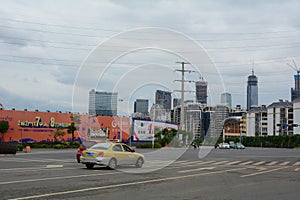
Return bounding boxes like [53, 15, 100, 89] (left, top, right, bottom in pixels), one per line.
[85, 163, 95, 169]
[108, 158, 117, 169]
[135, 157, 144, 168]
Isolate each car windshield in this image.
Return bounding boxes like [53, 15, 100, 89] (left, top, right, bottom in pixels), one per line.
[82, 141, 97, 148]
[89, 143, 111, 150]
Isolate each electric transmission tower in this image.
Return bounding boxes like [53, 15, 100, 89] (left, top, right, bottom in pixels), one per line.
[174, 62, 195, 131]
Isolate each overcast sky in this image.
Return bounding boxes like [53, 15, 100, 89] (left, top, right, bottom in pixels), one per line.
[0, 0, 299, 114]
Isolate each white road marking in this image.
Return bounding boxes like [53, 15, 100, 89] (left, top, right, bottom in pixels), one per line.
[252, 161, 266, 166]
[0, 172, 121, 185]
[0, 167, 77, 173]
[241, 166, 289, 178]
[172, 160, 203, 165]
[46, 165, 63, 168]
[226, 161, 242, 165]
[279, 161, 290, 166]
[174, 160, 191, 164]
[293, 161, 300, 166]
[295, 168, 300, 172]
[166, 160, 215, 170]
[265, 161, 278, 166]
[178, 167, 215, 173]
[239, 161, 254, 166]
[8, 167, 246, 200]
[212, 161, 229, 165]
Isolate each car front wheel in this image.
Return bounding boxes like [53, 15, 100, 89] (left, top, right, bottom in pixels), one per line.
[135, 157, 144, 168]
[108, 158, 117, 169]
[85, 163, 94, 169]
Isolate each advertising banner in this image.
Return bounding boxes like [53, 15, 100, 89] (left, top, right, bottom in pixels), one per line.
[133, 119, 178, 142]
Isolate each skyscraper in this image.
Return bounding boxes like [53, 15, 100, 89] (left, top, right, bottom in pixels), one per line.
[195, 81, 208, 104]
[134, 99, 149, 114]
[247, 70, 258, 110]
[291, 72, 300, 101]
[221, 92, 232, 108]
[173, 98, 180, 108]
[155, 90, 172, 110]
[88, 89, 118, 116]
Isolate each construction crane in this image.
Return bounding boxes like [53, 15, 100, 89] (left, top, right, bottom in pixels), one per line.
[287, 59, 299, 75]
[287, 59, 300, 101]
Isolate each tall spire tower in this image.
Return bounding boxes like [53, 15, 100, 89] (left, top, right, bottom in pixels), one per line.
[247, 65, 258, 111]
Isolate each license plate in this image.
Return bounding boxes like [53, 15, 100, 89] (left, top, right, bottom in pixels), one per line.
[87, 152, 94, 156]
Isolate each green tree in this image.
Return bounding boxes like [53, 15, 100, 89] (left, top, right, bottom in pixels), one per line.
[0, 120, 9, 142]
[67, 114, 81, 141]
[52, 127, 65, 142]
[155, 128, 178, 147]
[67, 122, 77, 141]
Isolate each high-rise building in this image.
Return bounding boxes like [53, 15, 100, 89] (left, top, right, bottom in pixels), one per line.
[196, 81, 207, 104]
[173, 98, 180, 108]
[134, 99, 149, 114]
[221, 92, 232, 108]
[291, 72, 300, 101]
[88, 89, 118, 116]
[247, 70, 258, 110]
[155, 90, 171, 110]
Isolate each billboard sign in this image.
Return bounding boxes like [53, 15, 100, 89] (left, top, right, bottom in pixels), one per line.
[133, 119, 178, 142]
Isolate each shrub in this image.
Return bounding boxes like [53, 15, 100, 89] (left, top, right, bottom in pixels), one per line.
[53, 144, 65, 149]
[0, 143, 17, 154]
[136, 142, 162, 148]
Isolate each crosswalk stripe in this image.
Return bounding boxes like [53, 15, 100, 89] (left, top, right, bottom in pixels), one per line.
[178, 167, 215, 173]
[252, 161, 266, 166]
[196, 160, 217, 165]
[265, 161, 278, 166]
[293, 161, 300, 166]
[180, 161, 203, 165]
[226, 161, 242, 165]
[279, 161, 290, 166]
[212, 161, 229, 165]
[239, 161, 254, 166]
[174, 160, 192, 164]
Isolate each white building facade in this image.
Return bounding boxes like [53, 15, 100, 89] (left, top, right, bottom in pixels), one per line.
[293, 99, 300, 135]
[267, 100, 293, 136]
[246, 106, 268, 137]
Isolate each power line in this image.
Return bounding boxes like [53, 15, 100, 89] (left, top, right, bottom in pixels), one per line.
[1, 17, 300, 35]
[0, 54, 299, 67]
[1, 23, 300, 42]
[2, 34, 300, 50]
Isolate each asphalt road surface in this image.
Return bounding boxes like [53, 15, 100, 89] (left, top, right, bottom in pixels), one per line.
[0, 147, 299, 200]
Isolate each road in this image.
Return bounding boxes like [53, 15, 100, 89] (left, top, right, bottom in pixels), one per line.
[0, 147, 299, 200]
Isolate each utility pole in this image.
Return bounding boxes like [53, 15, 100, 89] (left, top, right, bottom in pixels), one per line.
[174, 62, 194, 131]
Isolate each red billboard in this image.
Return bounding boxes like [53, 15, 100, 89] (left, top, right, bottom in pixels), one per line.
[0, 110, 130, 143]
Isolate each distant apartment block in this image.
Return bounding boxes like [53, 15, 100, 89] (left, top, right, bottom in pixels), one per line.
[221, 92, 232, 108]
[88, 89, 118, 116]
[134, 99, 149, 114]
[195, 81, 208, 104]
[155, 90, 171, 110]
[246, 105, 268, 136]
[173, 98, 180, 108]
[267, 99, 293, 136]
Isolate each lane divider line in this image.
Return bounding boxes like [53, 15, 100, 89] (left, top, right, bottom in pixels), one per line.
[241, 166, 289, 178]
[8, 167, 246, 200]
[178, 167, 215, 173]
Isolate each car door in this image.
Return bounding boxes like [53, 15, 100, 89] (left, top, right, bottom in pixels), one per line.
[112, 144, 127, 165]
[122, 144, 136, 165]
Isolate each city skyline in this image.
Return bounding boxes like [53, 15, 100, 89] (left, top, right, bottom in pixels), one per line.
[0, 1, 299, 114]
